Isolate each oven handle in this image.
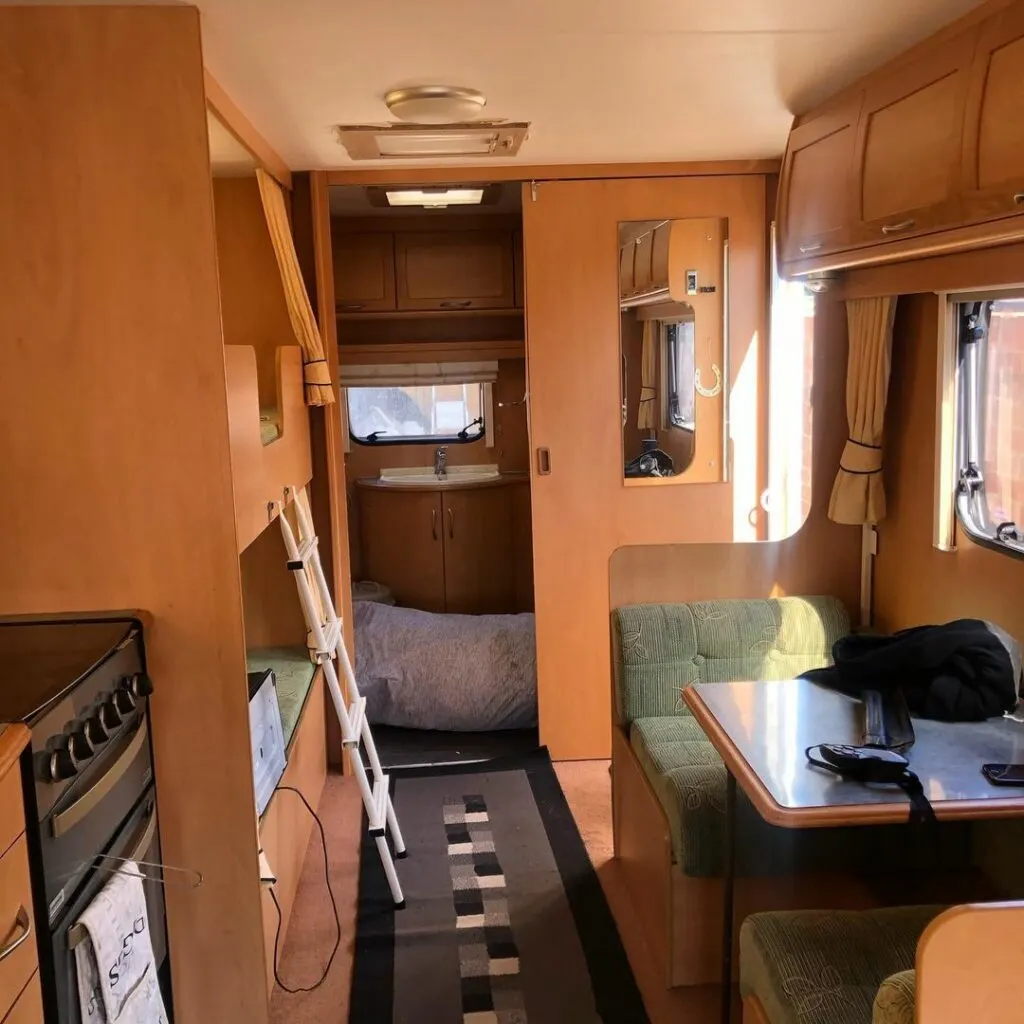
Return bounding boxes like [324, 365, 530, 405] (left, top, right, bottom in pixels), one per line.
[0, 907, 31, 963]
[51, 718, 148, 838]
[67, 804, 157, 952]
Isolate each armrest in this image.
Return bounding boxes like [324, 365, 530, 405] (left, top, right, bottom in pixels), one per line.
[917, 902, 1024, 1023]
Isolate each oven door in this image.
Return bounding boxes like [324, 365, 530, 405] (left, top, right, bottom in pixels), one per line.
[46, 788, 170, 1024]
[40, 710, 154, 922]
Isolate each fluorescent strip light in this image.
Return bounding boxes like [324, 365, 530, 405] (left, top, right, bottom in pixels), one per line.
[385, 188, 485, 209]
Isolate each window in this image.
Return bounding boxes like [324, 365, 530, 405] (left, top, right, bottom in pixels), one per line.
[663, 320, 695, 432]
[956, 297, 1024, 558]
[347, 383, 485, 445]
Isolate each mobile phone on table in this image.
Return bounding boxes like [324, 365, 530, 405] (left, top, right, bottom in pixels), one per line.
[981, 763, 1024, 786]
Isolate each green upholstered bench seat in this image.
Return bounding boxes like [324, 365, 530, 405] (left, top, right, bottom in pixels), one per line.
[740, 906, 942, 1024]
[613, 596, 851, 727]
[247, 646, 317, 752]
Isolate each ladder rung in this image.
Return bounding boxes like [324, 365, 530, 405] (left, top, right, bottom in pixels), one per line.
[315, 618, 341, 658]
[285, 535, 318, 571]
[342, 696, 366, 747]
[368, 773, 390, 833]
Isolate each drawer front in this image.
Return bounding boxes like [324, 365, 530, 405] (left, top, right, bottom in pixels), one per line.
[3, 972, 42, 1024]
[0, 838, 37, 1020]
[0, 766, 24, 861]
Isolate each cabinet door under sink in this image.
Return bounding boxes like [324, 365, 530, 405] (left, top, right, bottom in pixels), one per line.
[359, 489, 446, 612]
[442, 488, 516, 614]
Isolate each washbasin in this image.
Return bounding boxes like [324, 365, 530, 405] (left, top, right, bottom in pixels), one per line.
[379, 464, 500, 485]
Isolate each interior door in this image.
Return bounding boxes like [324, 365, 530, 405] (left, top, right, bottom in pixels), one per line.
[441, 487, 515, 614]
[358, 488, 445, 612]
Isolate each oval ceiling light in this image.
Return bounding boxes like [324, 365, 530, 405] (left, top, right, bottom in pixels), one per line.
[384, 85, 487, 125]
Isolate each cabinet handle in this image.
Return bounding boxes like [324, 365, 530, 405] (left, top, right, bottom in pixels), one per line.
[431, 508, 438, 541]
[447, 508, 455, 539]
[337, 302, 365, 311]
[536, 447, 551, 476]
[881, 219, 915, 235]
[798, 243, 822, 254]
[1014, 193, 1024, 206]
[440, 300, 472, 309]
[0, 907, 31, 963]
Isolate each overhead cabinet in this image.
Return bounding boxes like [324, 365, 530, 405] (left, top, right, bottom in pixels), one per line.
[334, 228, 519, 314]
[777, 1, 1024, 274]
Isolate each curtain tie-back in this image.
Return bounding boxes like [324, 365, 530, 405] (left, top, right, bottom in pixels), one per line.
[839, 438, 883, 476]
[303, 358, 332, 387]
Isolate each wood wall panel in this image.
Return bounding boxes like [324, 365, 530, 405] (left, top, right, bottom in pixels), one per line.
[0, 8, 267, 1023]
[524, 176, 806, 759]
[609, 296, 861, 611]
[874, 293, 1024, 640]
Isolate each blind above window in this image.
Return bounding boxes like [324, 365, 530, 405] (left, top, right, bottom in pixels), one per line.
[339, 361, 498, 388]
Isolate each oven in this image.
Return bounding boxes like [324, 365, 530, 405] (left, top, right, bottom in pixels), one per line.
[0, 615, 172, 1023]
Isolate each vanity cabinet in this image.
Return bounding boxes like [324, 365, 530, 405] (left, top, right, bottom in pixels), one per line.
[357, 480, 530, 614]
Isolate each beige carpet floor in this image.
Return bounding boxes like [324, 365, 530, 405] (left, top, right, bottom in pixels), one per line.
[269, 761, 730, 1024]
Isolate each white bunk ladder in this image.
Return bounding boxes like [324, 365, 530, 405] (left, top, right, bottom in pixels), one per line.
[278, 487, 406, 907]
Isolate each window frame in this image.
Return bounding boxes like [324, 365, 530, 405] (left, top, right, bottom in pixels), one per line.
[661, 317, 696, 434]
[345, 382, 488, 447]
[955, 297, 1024, 561]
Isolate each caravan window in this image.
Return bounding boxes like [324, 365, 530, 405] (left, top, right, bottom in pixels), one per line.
[956, 297, 1024, 558]
[347, 383, 485, 445]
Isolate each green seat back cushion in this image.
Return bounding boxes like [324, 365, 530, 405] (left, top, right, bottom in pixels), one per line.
[739, 906, 942, 1024]
[613, 596, 850, 726]
[872, 970, 916, 1024]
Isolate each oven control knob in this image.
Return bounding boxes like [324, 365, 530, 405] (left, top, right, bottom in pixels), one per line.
[48, 744, 78, 782]
[114, 686, 137, 716]
[84, 712, 109, 745]
[68, 725, 94, 762]
[128, 673, 154, 699]
[100, 698, 123, 731]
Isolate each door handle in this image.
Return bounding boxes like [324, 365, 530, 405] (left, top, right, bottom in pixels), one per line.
[431, 508, 438, 541]
[337, 302, 365, 311]
[440, 300, 472, 309]
[798, 242, 822, 254]
[536, 448, 551, 476]
[447, 508, 454, 539]
[128, 804, 158, 862]
[0, 907, 31, 963]
[881, 219, 915, 235]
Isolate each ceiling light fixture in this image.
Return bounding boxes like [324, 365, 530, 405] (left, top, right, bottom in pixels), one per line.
[385, 187, 485, 209]
[384, 85, 487, 124]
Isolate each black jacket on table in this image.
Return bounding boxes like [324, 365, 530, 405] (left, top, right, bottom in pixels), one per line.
[800, 619, 1020, 722]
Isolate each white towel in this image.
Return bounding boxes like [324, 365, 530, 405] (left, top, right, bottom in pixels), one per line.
[74, 862, 168, 1023]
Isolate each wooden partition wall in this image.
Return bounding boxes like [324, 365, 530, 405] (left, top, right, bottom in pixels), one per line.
[524, 175, 797, 759]
[0, 8, 267, 1023]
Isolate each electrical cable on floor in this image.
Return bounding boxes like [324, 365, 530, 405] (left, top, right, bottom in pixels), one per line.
[269, 784, 341, 993]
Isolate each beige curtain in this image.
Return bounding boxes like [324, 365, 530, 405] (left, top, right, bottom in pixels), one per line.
[255, 169, 334, 407]
[638, 320, 657, 430]
[828, 296, 898, 524]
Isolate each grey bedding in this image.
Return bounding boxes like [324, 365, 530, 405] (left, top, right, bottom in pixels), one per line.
[353, 601, 537, 731]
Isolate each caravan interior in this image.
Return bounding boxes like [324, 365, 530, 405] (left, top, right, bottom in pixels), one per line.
[2, 2, 1024, 1024]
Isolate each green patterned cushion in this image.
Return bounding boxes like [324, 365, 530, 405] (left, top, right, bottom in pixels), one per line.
[872, 971, 916, 1024]
[740, 907, 941, 1024]
[247, 646, 317, 752]
[613, 597, 850, 726]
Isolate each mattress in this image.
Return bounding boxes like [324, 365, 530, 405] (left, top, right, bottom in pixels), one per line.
[246, 646, 316, 751]
[259, 410, 281, 445]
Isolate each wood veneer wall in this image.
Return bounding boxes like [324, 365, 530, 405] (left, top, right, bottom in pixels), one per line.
[609, 295, 862, 612]
[523, 176, 843, 760]
[0, 9, 267, 1023]
[873, 293, 1024, 639]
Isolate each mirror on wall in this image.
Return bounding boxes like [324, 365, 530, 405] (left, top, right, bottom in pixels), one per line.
[619, 218, 727, 484]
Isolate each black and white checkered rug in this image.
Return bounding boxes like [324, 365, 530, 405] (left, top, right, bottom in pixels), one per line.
[349, 749, 647, 1024]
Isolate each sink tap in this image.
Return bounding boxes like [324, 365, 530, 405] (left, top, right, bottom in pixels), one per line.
[434, 446, 448, 479]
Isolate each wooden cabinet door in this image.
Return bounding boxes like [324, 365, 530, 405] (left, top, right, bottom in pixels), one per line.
[4, 974, 43, 1024]
[333, 232, 396, 312]
[777, 94, 862, 263]
[441, 487, 516, 614]
[853, 35, 976, 243]
[358, 488, 445, 612]
[395, 230, 515, 311]
[961, 3, 1024, 224]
